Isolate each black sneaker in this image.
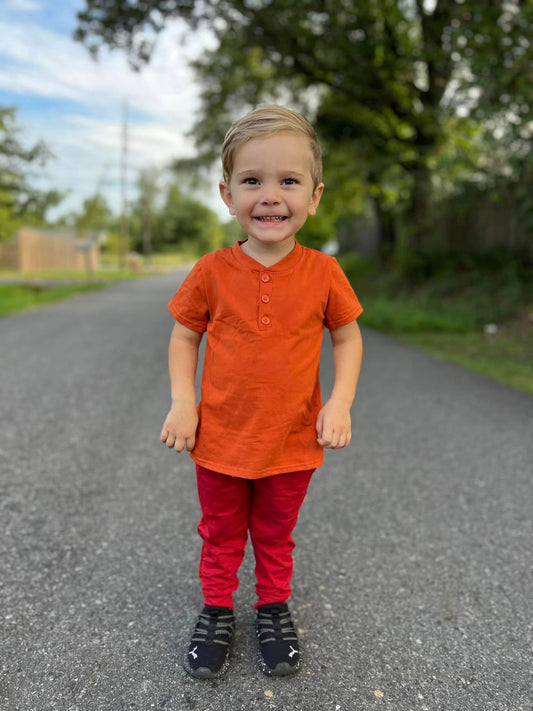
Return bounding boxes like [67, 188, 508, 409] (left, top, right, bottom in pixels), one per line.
[256, 602, 301, 676]
[183, 606, 235, 679]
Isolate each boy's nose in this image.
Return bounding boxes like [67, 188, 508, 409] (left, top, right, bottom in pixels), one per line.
[260, 184, 281, 204]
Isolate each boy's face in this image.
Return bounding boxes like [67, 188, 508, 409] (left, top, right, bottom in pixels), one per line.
[219, 131, 324, 253]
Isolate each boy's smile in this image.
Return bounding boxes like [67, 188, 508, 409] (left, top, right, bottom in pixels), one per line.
[220, 132, 324, 263]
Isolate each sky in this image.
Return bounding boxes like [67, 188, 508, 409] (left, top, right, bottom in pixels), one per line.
[0, 0, 227, 220]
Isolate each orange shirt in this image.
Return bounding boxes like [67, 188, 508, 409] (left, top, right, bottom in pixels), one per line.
[168, 241, 363, 479]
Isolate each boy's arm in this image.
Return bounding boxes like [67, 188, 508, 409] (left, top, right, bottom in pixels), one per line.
[316, 320, 363, 449]
[160, 321, 203, 453]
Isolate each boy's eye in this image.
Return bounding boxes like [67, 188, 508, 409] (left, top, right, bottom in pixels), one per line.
[242, 177, 259, 185]
[282, 178, 298, 185]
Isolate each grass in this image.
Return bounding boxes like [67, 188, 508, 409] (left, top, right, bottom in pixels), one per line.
[399, 331, 533, 395]
[100, 250, 198, 270]
[0, 282, 107, 316]
[146, 251, 198, 267]
[0, 266, 151, 316]
[338, 253, 533, 396]
[0, 251, 195, 317]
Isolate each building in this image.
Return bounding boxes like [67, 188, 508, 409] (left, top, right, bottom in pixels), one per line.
[0, 228, 100, 272]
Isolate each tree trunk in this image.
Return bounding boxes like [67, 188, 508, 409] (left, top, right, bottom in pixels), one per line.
[371, 196, 397, 266]
[396, 165, 435, 277]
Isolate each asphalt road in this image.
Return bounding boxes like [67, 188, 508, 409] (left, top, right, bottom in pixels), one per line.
[1, 270, 531, 711]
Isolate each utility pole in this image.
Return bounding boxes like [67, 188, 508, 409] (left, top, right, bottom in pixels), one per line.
[142, 184, 152, 266]
[119, 101, 129, 270]
[140, 168, 157, 267]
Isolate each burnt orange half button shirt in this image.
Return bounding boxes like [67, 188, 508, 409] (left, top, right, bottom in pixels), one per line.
[168, 241, 363, 479]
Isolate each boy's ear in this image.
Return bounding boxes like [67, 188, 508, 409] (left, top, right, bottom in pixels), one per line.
[308, 182, 325, 216]
[219, 181, 236, 215]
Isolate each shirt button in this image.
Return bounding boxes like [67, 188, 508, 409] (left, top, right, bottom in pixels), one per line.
[261, 316, 271, 325]
[261, 274, 270, 283]
[261, 295, 270, 304]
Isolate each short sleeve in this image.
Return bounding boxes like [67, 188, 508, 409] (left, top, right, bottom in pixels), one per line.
[168, 260, 210, 333]
[324, 258, 363, 330]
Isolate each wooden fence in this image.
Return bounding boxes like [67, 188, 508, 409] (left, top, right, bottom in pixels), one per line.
[0, 228, 100, 272]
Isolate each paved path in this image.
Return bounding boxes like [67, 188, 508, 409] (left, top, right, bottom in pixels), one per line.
[1, 271, 531, 711]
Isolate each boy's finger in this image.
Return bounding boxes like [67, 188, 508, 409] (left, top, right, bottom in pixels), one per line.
[328, 431, 340, 448]
[185, 436, 196, 452]
[317, 425, 333, 446]
[315, 411, 324, 437]
[334, 433, 346, 449]
[334, 430, 351, 449]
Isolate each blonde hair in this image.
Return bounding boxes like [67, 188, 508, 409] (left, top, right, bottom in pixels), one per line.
[221, 105, 323, 188]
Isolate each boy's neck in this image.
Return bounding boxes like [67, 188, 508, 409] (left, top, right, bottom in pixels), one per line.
[240, 237, 296, 268]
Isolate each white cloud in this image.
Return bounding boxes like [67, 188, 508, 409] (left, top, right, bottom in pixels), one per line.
[29, 109, 206, 219]
[4, 0, 43, 11]
[0, 5, 221, 218]
[0, 19, 209, 122]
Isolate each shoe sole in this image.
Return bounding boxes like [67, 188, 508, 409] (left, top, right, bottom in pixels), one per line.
[182, 651, 231, 679]
[257, 653, 301, 677]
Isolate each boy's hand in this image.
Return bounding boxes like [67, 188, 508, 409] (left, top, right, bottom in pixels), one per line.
[316, 398, 352, 449]
[160, 401, 199, 453]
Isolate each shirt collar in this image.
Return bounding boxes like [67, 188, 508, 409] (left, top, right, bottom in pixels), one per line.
[231, 240, 303, 272]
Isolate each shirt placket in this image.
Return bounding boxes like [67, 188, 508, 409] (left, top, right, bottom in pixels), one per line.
[258, 272, 273, 331]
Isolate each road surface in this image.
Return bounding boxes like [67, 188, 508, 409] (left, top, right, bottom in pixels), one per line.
[1, 271, 531, 710]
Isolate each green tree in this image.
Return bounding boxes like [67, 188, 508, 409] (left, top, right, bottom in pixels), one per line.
[75, 1, 533, 269]
[127, 168, 159, 257]
[0, 106, 61, 241]
[74, 192, 114, 233]
[153, 180, 223, 255]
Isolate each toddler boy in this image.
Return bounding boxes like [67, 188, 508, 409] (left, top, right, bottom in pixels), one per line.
[161, 105, 363, 678]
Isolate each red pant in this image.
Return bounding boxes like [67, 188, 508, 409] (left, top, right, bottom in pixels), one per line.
[195, 465, 314, 608]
